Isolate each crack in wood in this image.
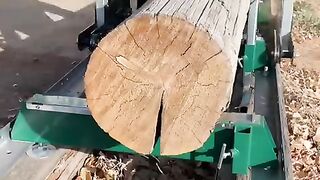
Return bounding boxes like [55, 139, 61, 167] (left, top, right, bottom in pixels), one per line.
[162, 94, 199, 144]
[195, 0, 211, 26]
[196, 82, 217, 87]
[109, 95, 142, 132]
[204, 50, 223, 63]
[180, 43, 193, 56]
[156, 0, 171, 16]
[155, 16, 161, 39]
[153, 90, 165, 149]
[217, 0, 230, 14]
[85, 0, 251, 154]
[213, 5, 223, 31]
[119, 72, 143, 84]
[183, 122, 203, 144]
[124, 22, 146, 56]
[172, 1, 187, 17]
[163, 32, 179, 55]
[175, 62, 191, 75]
[232, 3, 241, 36]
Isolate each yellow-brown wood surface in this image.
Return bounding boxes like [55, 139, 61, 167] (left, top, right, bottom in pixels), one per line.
[85, 0, 250, 155]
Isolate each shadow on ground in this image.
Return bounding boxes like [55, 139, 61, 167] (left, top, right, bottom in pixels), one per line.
[0, 0, 94, 127]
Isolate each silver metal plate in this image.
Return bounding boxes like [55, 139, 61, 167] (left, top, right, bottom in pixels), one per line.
[26, 94, 90, 115]
[0, 123, 31, 177]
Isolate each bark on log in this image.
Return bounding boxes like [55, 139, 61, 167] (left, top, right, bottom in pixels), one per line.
[85, 0, 250, 155]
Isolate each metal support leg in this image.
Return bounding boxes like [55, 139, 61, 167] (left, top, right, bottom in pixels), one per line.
[239, 72, 255, 113]
[280, 0, 294, 58]
[247, 0, 259, 46]
[96, 0, 108, 28]
[130, 0, 138, 13]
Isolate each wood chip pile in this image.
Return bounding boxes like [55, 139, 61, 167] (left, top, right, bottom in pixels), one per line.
[281, 62, 320, 179]
[74, 152, 217, 180]
[74, 152, 131, 180]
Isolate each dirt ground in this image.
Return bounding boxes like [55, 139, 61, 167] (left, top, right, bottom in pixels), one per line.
[293, 0, 320, 71]
[294, 38, 320, 71]
[283, 0, 320, 179]
[0, 0, 93, 127]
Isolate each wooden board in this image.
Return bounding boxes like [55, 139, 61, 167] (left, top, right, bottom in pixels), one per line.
[46, 150, 89, 180]
[85, 0, 250, 155]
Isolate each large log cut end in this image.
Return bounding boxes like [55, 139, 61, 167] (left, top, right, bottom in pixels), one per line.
[85, 0, 250, 155]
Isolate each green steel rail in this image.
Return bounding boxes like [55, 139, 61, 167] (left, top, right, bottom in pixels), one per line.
[12, 104, 276, 175]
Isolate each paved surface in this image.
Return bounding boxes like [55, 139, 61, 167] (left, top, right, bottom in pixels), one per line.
[0, 0, 93, 127]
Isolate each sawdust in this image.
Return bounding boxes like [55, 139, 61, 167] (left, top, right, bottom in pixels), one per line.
[74, 152, 131, 180]
[74, 152, 217, 180]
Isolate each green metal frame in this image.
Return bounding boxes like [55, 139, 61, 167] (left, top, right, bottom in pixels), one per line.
[243, 39, 269, 72]
[12, 105, 277, 175]
[10, 0, 277, 175]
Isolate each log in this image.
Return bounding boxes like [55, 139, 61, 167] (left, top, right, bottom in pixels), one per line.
[85, 0, 250, 155]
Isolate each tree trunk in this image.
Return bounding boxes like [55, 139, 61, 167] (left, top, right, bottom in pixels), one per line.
[84, 0, 250, 155]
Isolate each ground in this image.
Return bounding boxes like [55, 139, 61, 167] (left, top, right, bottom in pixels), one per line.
[294, 38, 320, 71]
[281, 0, 320, 179]
[293, 0, 320, 71]
[0, 0, 93, 127]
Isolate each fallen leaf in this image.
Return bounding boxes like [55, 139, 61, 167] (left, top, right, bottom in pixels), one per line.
[313, 127, 320, 143]
[293, 112, 302, 119]
[80, 167, 92, 180]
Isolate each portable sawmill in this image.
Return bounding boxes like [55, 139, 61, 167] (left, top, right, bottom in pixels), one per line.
[0, 0, 294, 179]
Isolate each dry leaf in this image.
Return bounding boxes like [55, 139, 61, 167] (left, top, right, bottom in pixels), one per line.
[293, 112, 302, 119]
[313, 127, 320, 143]
[281, 60, 320, 179]
[80, 168, 92, 180]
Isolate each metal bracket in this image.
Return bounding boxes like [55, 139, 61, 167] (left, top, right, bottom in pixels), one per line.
[26, 94, 90, 115]
[247, 0, 259, 45]
[243, 0, 269, 72]
[217, 144, 232, 170]
[280, 0, 294, 58]
[239, 73, 255, 113]
[25, 94, 263, 125]
[130, 0, 138, 13]
[96, 0, 108, 28]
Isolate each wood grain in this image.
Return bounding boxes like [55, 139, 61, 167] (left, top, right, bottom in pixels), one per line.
[85, 0, 250, 155]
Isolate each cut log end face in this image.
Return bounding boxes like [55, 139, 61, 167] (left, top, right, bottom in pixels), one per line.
[85, 15, 233, 155]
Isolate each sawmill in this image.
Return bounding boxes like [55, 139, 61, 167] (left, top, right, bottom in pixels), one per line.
[0, 0, 295, 179]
